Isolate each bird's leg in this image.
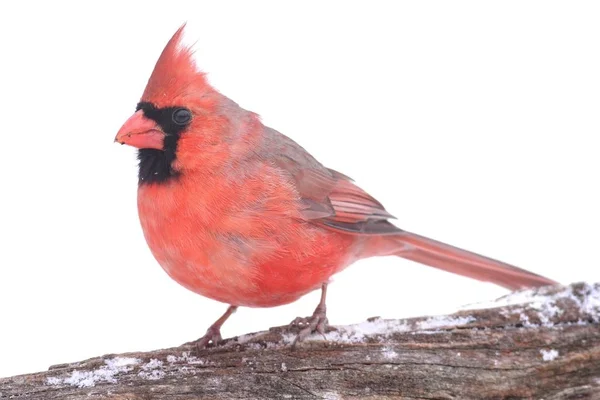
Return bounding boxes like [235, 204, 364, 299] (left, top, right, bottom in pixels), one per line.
[193, 305, 237, 350]
[289, 283, 329, 346]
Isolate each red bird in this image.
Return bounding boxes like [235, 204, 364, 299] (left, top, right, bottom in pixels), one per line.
[116, 26, 556, 347]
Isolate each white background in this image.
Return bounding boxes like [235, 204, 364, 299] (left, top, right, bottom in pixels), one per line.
[1, 1, 599, 378]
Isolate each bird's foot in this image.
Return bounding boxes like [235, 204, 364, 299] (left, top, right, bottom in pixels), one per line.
[190, 325, 223, 352]
[289, 304, 328, 347]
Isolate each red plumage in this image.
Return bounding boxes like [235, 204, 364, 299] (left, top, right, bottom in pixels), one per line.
[116, 26, 557, 346]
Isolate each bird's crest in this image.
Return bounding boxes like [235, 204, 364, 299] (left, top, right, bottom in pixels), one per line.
[141, 24, 210, 107]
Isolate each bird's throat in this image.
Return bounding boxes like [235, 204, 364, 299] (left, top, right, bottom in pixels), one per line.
[137, 147, 180, 185]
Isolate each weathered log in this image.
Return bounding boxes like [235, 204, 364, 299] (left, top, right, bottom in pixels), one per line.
[1, 282, 599, 399]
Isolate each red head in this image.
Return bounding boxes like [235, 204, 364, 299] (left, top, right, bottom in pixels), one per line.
[116, 25, 258, 185]
[141, 25, 210, 108]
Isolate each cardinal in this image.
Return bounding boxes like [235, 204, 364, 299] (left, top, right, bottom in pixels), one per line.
[116, 26, 556, 347]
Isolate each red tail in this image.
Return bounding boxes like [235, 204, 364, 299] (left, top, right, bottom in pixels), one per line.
[391, 231, 557, 290]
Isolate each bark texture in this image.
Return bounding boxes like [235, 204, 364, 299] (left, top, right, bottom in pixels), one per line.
[1, 282, 599, 400]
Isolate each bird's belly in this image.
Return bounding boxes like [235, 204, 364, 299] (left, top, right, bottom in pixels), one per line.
[145, 227, 356, 307]
[160, 254, 351, 307]
[138, 189, 357, 307]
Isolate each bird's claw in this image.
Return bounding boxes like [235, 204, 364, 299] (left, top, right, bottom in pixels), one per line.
[191, 325, 223, 352]
[289, 305, 328, 347]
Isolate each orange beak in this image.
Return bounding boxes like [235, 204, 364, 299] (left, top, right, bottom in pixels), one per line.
[115, 111, 165, 150]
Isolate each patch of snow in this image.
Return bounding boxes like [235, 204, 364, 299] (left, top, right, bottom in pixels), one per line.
[281, 362, 287, 372]
[580, 283, 600, 321]
[235, 332, 263, 344]
[46, 377, 62, 385]
[260, 315, 474, 345]
[138, 358, 165, 381]
[104, 358, 139, 369]
[465, 283, 600, 326]
[382, 346, 398, 359]
[272, 320, 410, 345]
[519, 313, 535, 327]
[141, 358, 163, 370]
[321, 318, 411, 343]
[166, 355, 177, 363]
[246, 342, 263, 351]
[138, 369, 165, 380]
[500, 306, 521, 318]
[178, 366, 197, 375]
[320, 392, 342, 400]
[47, 357, 140, 388]
[418, 315, 475, 330]
[540, 349, 559, 361]
[413, 330, 448, 335]
[165, 352, 204, 365]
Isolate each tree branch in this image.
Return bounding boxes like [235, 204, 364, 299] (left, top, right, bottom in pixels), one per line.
[2, 282, 599, 399]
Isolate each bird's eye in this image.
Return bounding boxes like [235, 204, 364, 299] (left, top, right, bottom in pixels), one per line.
[172, 108, 192, 125]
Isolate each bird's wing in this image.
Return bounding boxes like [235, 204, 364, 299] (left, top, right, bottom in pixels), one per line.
[265, 128, 400, 235]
